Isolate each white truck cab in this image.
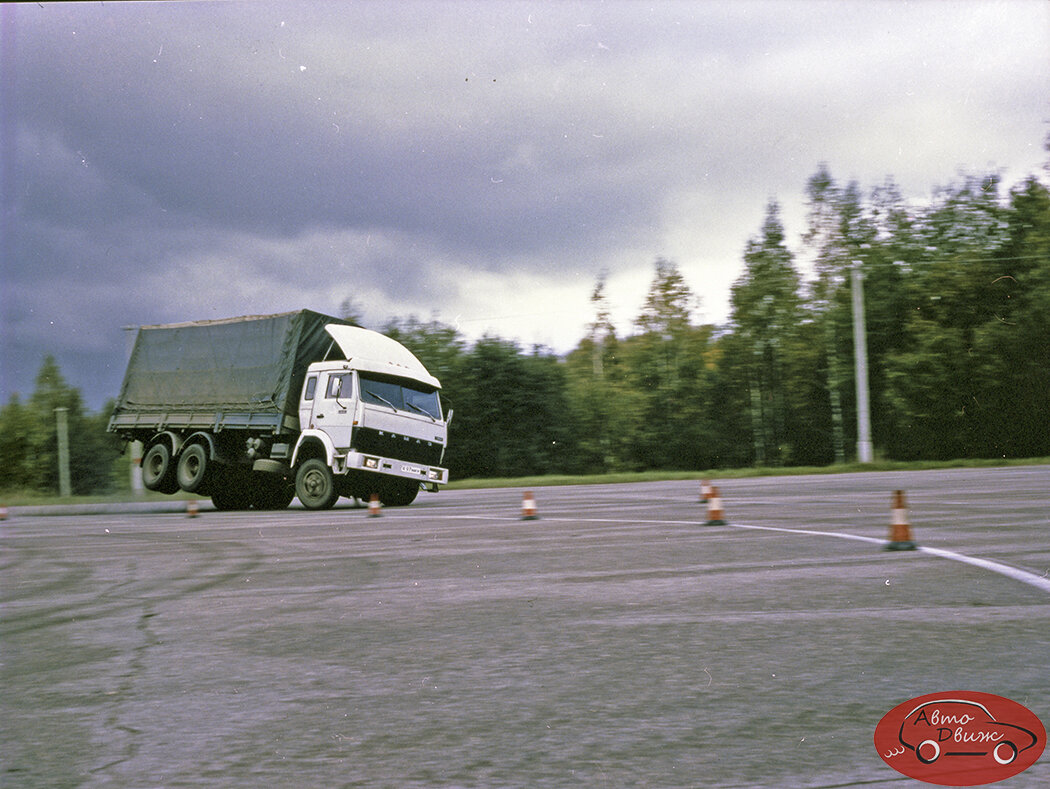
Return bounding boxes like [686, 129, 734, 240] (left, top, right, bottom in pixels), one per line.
[291, 325, 449, 507]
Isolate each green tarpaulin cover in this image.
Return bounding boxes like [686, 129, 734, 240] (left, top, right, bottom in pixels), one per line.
[113, 310, 346, 419]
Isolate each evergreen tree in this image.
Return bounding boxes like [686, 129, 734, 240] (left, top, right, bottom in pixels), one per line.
[449, 337, 574, 478]
[0, 356, 121, 494]
[625, 258, 715, 469]
[730, 201, 802, 465]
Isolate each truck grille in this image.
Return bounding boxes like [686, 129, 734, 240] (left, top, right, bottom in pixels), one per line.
[351, 427, 444, 466]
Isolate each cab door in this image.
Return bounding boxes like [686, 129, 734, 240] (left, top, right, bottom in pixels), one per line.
[312, 371, 355, 449]
[299, 373, 319, 430]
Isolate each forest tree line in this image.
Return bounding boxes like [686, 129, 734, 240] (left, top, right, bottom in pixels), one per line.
[3, 160, 1048, 494]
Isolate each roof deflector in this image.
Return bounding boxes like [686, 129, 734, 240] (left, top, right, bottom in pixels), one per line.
[324, 324, 441, 389]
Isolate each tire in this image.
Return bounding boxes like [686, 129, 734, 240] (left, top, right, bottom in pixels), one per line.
[212, 479, 253, 511]
[252, 477, 295, 510]
[176, 443, 210, 493]
[379, 479, 420, 507]
[142, 442, 179, 494]
[295, 459, 339, 510]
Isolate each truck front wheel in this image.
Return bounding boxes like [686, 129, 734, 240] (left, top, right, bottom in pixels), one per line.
[295, 459, 339, 510]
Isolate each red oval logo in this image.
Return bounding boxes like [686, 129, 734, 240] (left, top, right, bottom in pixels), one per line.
[875, 691, 1046, 786]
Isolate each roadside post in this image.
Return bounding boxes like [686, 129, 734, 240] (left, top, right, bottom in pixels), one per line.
[55, 407, 72, 498]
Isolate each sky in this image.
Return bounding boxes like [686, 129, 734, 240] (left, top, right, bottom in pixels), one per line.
[2, 1, 1048, 410]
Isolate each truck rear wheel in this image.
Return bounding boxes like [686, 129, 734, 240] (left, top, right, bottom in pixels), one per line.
[295, 459, 339, 510]
[176, 443, 210, 493]
[212, 481, 253, 511]
[253, 477, 295, 510]
[142, 442, 179, 494]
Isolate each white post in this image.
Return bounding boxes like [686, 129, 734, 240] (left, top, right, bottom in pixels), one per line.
[123, 325, 144, 494]
[851, 262, 874, 463]
[55, 407, 72, 497]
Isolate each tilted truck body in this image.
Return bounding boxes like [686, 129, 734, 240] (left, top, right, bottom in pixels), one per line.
[108, 310, 449, 509]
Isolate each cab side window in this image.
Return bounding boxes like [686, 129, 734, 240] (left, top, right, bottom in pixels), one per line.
[304, 376, 318, 401]
[326, 373, 350, 399]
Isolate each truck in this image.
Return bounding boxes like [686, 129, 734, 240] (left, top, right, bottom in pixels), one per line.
[107, 310, 450, 510]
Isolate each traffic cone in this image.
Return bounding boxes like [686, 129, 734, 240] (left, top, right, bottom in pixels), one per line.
[704, 486, 726, 526]
[521, 490, 539, 520]
[885, 489, 917, 551]
[369, 493, 382, 517]
[187, 499, 199, 518]
[699, 479, 713, 503]
[0, 503, 8, 521]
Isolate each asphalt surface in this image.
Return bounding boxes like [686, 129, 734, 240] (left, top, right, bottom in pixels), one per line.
[2, 467, 1049, 788]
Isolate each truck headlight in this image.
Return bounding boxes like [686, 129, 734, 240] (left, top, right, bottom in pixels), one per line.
[364, 456, 380, 469]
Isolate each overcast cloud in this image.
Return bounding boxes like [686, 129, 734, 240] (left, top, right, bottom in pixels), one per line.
[2, 1, 1048, 409]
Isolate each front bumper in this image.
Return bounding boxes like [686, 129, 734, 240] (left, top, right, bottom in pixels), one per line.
[337, 450, 448, 487]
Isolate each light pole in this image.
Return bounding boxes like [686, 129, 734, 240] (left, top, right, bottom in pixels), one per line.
[851, 258, 874, 463]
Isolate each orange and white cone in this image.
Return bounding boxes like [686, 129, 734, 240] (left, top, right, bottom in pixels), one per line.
[187, 499, 199, 518]
[700, 479, 713, 503]
[704, 486, 726, 526]
[369, 493, 382, 517]
[521, 490, 539, 520]
[885, 489, 917, 551]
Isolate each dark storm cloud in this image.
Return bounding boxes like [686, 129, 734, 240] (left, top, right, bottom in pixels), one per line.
[3, 1, 1048, 409]
[12, 2, 664, 259]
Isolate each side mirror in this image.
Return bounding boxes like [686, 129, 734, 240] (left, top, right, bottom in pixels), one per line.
[446, 409, 454, 428]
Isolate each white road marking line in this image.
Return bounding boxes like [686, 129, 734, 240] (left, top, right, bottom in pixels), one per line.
[443, 513, 1050, 595]
[730, 522, 1050, 595]
[727, 521, 885, 546]
[915, 546, 1050, 595]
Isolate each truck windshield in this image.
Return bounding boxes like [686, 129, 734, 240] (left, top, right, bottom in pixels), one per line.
[359, 374, 441, 420]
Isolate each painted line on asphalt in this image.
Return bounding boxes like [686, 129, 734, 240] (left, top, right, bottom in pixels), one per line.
[728, 521, 1050, 596]
[914, 545, 1050, 595]
[726, 521, 886, 546]
[444, 513, 1050, 596]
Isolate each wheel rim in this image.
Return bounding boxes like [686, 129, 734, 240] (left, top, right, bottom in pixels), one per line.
[143, 445, 174, 490]
[143, 450, 166, 483]
[178, 445, 209, 491]
[303, 469, 328, 498]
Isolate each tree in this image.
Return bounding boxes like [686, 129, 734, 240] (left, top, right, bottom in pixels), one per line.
[381, 314, 466, 388]
[621, 258, 720, 470]
[968, 176, 1050, 457]
[564, 272, 632, 471]
[0, 396, 38, 491]
[800, 166, 917, 464]
[338, 297, 366, 327]
[447, 337, 575, 478]
[587, 270, 616, 378]
[635, 257, 695, 339]
[0, 356, 122, 494]
[730, 201, 803, 465]
[883, 171, 1020, 459]
[802, 164, 851, 463]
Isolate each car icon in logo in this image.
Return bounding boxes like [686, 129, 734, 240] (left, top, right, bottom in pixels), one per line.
[899, 698, 1039, 766]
